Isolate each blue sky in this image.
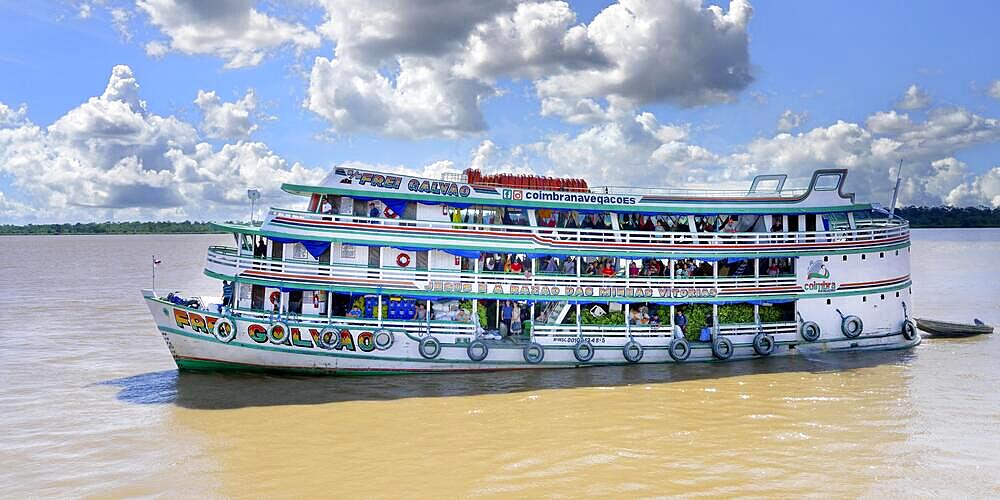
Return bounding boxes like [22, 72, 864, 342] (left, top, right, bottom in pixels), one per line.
[1, 1, 998, 223]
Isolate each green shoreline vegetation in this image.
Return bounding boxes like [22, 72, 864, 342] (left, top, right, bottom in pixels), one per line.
[0, 206, 997, 235]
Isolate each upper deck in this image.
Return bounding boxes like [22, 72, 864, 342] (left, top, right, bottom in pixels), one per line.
[281, 167, 868, 215]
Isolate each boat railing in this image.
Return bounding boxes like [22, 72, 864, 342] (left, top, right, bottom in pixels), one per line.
[532, 321, 798, 337]
[586, 185, 809, 198]
[206, 246, 799, 290]
[223, 304, 797, 338]
[266, 208, 910, 248]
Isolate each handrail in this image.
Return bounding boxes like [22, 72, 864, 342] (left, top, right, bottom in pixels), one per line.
[264, 208, 910, 250]
[222, 304, 797, 338]
[206, 246, 799, 291]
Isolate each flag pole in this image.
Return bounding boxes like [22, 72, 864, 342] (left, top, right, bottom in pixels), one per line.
[152, 254, 156, 294]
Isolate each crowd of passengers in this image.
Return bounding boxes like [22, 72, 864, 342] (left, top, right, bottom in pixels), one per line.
[477, 254, 792, 278]
[313, 195, 798, 236]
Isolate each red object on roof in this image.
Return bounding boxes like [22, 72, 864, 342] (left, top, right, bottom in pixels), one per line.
[463, 168, 587, 192]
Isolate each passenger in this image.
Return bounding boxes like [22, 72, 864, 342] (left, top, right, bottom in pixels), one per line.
[770, 217, 783, 233]
[767, 261, 781, 277]
[601, 261, 616, 277]
[368, 201, 380, 218]
[347, 305, 362, 318]
[675, 309, 688, 335]
[320, 196, 333, 214]
[544, 258, 558, 273]
[221, 280, 234, 307]
[629, 261, 640, 278]
[510, 258, 523, 273]
[580, 214, 594, 229]
[562, 257, 576, 275]
[500, 301, 514, 333]
[722, 216, 739, 233]
[640, 216, 655, 231]
[594, 214, 609, 230]
[414, 303, 427, 320]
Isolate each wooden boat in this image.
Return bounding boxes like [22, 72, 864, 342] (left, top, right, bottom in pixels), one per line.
[915, 318, 994, 337]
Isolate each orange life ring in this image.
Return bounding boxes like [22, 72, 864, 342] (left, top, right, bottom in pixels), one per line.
[269, 291, 280, 306]
[396, 253, 410, 267]
[383, 206, 399, 218]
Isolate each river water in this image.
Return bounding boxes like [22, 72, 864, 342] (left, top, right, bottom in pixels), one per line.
[0, 229, 997, 497]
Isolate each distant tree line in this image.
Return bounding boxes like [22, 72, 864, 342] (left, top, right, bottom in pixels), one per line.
[895, 206, 999, 228]
[0, 221, 228, 235]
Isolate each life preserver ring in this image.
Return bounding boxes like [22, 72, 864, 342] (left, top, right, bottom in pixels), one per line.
[841, 315, 863, 338]
[523, 342, 545, 364]
[753, 332, 776, 356]
[573, 340, 595, 362]
[800, 321, 821, 342]
[213, 317, 237, 343]
[622, 340, 643, 363]
[418, 336, 441, 359]
[383, 206, 399, 219]
[467, 340, 488, 362]
[902, 319, 917, 340]
[712, 336, 734, 360]
[317, 326, 341, 349]
[396, 253, 411, 268]
[668, 338, 691, 362]
[269, 291, 281, 306]
[267, 321, 289, 345]
[373, 329, 395, 350]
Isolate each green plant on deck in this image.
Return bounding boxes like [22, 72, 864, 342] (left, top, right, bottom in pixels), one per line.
[678, 303, 712, 340]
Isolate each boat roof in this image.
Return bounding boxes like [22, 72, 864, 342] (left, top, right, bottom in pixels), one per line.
[281, 167, 868, 213]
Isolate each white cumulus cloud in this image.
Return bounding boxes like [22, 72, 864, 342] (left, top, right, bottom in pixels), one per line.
[776, 109, 807, 132]
[194, 89, 259, 140]
[0, 65, 324, 222]
[137, 0, 321, 68]
[896, 84, 930, 110]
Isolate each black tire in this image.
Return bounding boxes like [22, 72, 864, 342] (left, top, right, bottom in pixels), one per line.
[317, 326, 341, 349]
[842, 315, 863, 338]
[753, 332, 775, 356]
[573, 340, 595, 362]
[902, 320, 917, 340]
[712, 336, 734, 360]
[418, 336, 441, 359]
[622, 340, 644, 363]
[800, 321, 821, 342]
[668, 338, 691, 362]
[523, 342, 545, 364]
[373, 329, 395, 350]
[467, 340, 489, 362]
[267, 322, 289, 345]
[213, 317, 237, 343]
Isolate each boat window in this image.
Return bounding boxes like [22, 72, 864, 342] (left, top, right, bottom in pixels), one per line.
[620, 213, 689, 232]
[757, 257, 794, 277]
[537, 209, 611, 229]
[813, 173, 842, 191]
[717, 258, 753, 277]
[564, 303, 626, 326]
[480, 253, 531, 274]
[288, 290, 303, 314]
[250, 284, 265, 310]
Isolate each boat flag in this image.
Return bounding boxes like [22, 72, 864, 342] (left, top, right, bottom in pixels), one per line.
[153, 256, 162, 266]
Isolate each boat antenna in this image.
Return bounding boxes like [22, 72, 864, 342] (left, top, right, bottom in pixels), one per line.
[889, 159, 904, 217]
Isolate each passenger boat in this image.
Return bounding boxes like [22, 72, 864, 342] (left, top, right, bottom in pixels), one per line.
[915, 318, 993, 337]
[142, 167, 920, 374]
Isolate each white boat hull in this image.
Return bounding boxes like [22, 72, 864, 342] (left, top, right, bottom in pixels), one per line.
[144, 294, 920, 374]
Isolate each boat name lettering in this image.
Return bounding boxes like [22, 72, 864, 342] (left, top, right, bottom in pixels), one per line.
[407, 178, 471, 198]
[343, 169, 402, 189]
[423, 280, 717, 298]
[172, 309, 378, 351]
[801, 259, 838, 293]
[506, 189, 638, 205]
